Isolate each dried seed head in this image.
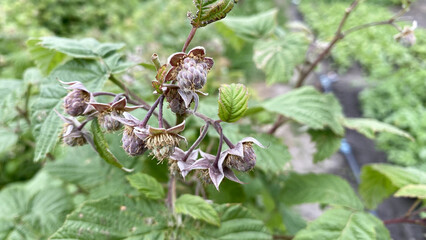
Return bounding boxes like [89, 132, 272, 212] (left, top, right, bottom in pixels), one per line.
[64, 89, 91, 116]
[62, 123, 87, 146]
[122, 126, 147, 156]
[394, 21, 417, 47]
[145, 133, 183, 162]
[196, 169, 212, 184]
[224, 143, 256, 172]
[165, 88, 187, 115]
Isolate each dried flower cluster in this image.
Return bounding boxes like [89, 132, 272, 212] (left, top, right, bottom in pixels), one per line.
[56, 46, 262, 190]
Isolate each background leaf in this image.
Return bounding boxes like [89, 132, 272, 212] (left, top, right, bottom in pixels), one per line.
[216, 9, 278, 41]
[294, 208, 390, 240]
[394, 184, 426, 199]
[50, 196, 168, 240]
[309, 129, 343, 163]
[342, 118, 413, 140]
[126, 173, 165, 200]
[262, 87, 344, 135]
[218, 83, 249, 123]
[282, 173, 364, 210]
[253, 33, 309, 84]
[359, 163, 426, 209]
[175, 194, 220, 226]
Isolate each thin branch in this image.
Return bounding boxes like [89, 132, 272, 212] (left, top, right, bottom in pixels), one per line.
[182, 27, 198, 52]
[405, 199, 422, 218]
[109, 75, 150, 108]
[158, 96, 164, 128]
[183, 124, 210, 162]
[213, 122, 224, 167]
[166, 173, 176, 213]
[383, 217, 425, 226]
[140, 95, 164, 128]
[92, 91, 117, 97]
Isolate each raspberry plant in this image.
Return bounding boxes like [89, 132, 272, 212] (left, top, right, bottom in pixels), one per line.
[0, 0, 425, 239]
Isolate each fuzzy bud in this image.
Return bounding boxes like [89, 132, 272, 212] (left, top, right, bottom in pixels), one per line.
[177, 57, 208, 91]
[165, 88, 187, 115]
[99, 112, 123, 132]
[64, 89, 90, 116]
[122, 126, 147, 156]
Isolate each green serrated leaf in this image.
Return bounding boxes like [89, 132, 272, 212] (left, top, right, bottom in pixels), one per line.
[191, 0, 238, 28]
[32, 59, 108, 162]
[49, 196, 168, 240]
[126, 173, 164, 199]
[200, 204, 272, 240]
[0, 184, 73, 240]
[294, 208, 390, 240]
[262, 86, 344, 135]
[359, 164, 426, 209]
[282, 173, 364, 210]
[394, 184, 426, 199]
[218, 83, 249, 123]
[253, 33, 309, 84]
[27, 37, 125, 75]
[91, 120, 132, 172]
[342, 118, 413, 140]
[217, 9, 278, 41]
[175, 194, 220, 226]
[309, 129, 342, 163]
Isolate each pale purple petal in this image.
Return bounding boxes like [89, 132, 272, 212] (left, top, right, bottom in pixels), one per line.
[224, 167, 244, 184]
[90, 102, 110, 112]
[178, 89, 194, 108]
[241, 137, 265, 148]
[227, 142, 244, 157]
[111, 97, 127, 110]
[209, 166, 224, 191]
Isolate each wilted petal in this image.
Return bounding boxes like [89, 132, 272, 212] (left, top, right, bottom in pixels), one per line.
[204, 57, 214, 69]
[223, 167, 244, 184]
[177, 89, 194, 108]
[188, 46, 206, 57]
[90, 102, 111, 112]
[167, 121, 185, 134]
[168, 52, 186, 66]
[241, 137, 265, 148]
[111, 97, 127, 110]
[59, 80, 90, 92]
[209, 166, 224, 191]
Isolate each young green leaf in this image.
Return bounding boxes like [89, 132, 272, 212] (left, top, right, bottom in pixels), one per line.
[175, 194, 220, 226]
[218, 83, 249, 123]
[394, 184, 426, 199]
[49, 196, 168, 240]
[191, 0, 238, 28]
[91, 120, 133, 172]
[309, 129, 343, 163]
[126, 173, 165, 199]
[359, 164, 426, 209]
[281, 173, 364, 210]
[262, 86, 345, 135]
[216, 9, 278, 41]
[294, 208, 390, 240]
[342, 118, 413, 140]
[253, 33, 309, 84]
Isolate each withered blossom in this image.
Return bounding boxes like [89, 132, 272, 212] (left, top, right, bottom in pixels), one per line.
[134, 121, 186, 162]
[224, 137, 265, 172]
[113, 112, 147, 156]
[168, 147, 200, 177]
[394, 21, 417, 47]
[90, 97, 139, 132]
[60, 80, 94, 116]
[55, 110, 93, 147]
[184, 150, 243, 190]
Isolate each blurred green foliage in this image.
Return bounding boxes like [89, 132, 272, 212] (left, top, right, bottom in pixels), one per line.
[299, 0, 426, 167]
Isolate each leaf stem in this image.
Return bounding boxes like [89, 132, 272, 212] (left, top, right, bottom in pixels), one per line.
[182, 27, 198, 52]
[166, 172, 176, 213]
[213, 122, 224, 167]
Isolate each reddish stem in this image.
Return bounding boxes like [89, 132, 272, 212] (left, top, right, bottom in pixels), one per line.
[182, 27, 198, 52]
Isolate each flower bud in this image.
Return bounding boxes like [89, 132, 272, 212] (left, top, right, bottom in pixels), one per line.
[394, 21, 417, 47]
[64, 89, 91, 116]
[122, 126, 147, 156]
[177, 57, 208, 91]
